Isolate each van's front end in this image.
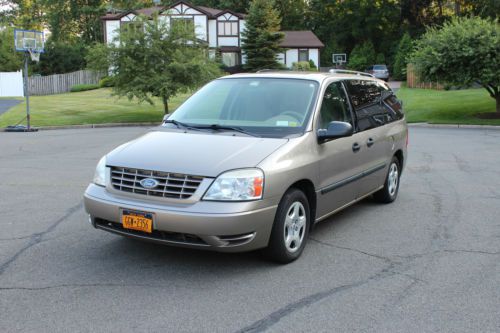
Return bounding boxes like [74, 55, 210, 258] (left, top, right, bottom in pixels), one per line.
[84, 75, 322, 253]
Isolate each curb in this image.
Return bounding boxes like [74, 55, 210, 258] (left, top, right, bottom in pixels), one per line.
[0, 122, 160, 132]
[408, 123, 500, 130]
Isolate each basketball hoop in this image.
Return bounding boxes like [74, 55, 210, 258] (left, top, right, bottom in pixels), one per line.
[28, 48, 41, 62]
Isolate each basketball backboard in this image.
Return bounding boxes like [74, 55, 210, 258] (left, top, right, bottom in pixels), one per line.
[14, 29, 45, 53]
[332, 53, 347, 65]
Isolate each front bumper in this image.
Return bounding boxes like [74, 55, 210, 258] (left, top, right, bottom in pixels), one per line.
[84, 184, 278, 252]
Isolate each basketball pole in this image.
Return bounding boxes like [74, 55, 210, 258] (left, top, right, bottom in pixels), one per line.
[23, 51, 30, 131]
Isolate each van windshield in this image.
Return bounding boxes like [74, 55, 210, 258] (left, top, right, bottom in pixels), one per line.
[166, 78, 319, 138]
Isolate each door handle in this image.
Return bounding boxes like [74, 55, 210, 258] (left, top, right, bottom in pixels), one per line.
[367, 138, 374, 147]
[352, 142, 361, 152]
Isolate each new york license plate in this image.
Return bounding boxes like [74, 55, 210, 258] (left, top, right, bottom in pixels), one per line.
[121, 209, 153, 233]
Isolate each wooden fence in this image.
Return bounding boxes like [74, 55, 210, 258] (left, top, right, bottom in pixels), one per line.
[28, 70, 104, 96]
[406, 64, 443, 90]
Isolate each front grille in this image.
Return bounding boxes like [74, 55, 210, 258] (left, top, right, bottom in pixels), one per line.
[110, 166, 204, 199]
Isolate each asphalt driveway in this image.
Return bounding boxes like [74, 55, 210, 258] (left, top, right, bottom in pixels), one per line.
[0, 99, 22, 116]
[0, 126, 499, 332]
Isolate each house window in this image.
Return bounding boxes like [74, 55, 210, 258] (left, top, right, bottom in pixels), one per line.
[221, 52, 240, 67]
[298, 49, 309, 62]
[218, 21, 238, 36]
[171, 17, 195, 34]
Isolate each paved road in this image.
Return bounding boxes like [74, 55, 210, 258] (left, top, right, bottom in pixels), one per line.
[0, 99, 22, 116]
[1, 127, 499, 332]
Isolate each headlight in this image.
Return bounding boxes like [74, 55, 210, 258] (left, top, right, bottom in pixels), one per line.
[93, 156, 107, 186]
[203, 169, 264, 201]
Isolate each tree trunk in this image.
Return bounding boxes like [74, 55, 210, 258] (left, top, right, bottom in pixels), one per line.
[163, 96, 169, 115]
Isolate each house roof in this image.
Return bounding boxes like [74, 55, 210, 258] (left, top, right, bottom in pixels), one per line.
[280, 31, 325, 48]
[101, 1, 245, 20]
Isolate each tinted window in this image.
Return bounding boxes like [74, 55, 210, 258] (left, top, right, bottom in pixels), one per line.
[374, 65, 387, 70]
[345, 80, 390, 131]
[318, 81, 353, 129]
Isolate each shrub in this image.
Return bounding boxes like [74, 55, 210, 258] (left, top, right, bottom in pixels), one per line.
[348, 41, 376, 71]
[99, 76, 115, 87]
[292, 61, 311, 71]
[308, 59, 318, 70]
[393, 33, 413, 80]
[70, 84, 99, 92]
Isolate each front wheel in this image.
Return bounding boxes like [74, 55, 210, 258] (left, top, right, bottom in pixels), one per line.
[264, 189, 310, 263]
[373, 157, 400, 203]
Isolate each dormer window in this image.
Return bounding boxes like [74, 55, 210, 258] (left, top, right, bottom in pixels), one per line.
[218, 21, 238, 36]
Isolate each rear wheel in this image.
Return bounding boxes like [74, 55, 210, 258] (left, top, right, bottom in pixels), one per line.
[264, 189, 310, 263]
[373, 157, 400, 203]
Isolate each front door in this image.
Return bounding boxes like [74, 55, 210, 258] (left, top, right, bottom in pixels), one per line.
[315, 81, 362, 219]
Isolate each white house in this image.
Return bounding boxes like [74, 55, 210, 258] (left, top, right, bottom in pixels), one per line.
[101, 1, 324, 70]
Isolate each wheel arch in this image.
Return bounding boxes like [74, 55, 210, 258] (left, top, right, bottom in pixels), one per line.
[288, 179, 317, 229]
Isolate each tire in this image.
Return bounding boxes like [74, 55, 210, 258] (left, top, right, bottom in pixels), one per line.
[263, 189, 311, 263]
[373, 157, 400, 203]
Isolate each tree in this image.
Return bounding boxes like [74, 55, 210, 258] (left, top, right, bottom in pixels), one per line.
[111, 16, 223, 114]
[241, 0, 284, 72]
[86, 42, 112, 73]
[411, 17, 500, 114]
[0, 28, 23, 72]
[33, 40, 87, 75]
[392, 32, 413, 80]
[274, 0, 307, 30]
[347, 41, 376, 71]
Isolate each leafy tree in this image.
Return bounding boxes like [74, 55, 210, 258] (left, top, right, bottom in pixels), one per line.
[0, 27, 23, 71]
[274, 0, 307, 30]
[241, 0, 284, 72]
[33, 40, 87, 75]
[86, 43, 112, 73]
[392, 33, 413, 80]
[111, 17, 223, 114]
[411, 17, 500, 114]
[347, 41, 376, 71]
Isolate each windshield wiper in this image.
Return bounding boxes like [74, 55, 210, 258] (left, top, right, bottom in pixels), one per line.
[191, 124, 261, 137]
[164, 119, 202, 131]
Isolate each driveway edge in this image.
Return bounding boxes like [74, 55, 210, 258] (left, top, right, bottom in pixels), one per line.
[408, 123, 500, 130]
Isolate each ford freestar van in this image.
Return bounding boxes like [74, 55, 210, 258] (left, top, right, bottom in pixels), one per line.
[84, 71, 407, 263]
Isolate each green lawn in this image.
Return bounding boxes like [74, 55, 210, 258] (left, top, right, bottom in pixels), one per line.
[397, 87, 500, 125]
[0, 88, 190, 127]
[1, 86, 498, 128]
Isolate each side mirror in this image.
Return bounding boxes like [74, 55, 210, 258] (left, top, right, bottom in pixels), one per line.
[162, 114, 170, 122]
[317, 121, 353, 143]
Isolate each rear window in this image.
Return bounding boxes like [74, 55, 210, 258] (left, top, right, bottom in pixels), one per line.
[374, 65, 387, 70]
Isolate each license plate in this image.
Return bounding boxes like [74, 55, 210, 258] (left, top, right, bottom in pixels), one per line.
[121, 209, 153, 233]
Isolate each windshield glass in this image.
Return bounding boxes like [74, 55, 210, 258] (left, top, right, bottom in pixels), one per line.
[166, 78, 319, 138]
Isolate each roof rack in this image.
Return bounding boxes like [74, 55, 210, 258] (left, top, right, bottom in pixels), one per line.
[328, 69, 375, 78]
[255, 69, 291, 73]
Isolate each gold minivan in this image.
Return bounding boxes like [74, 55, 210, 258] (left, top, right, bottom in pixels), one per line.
[84, 71, 407, 263]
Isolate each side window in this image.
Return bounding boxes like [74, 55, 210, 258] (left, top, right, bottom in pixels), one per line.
[379, 82, 404, 121]
[318, 82, 353, 129]
[345, 80, 386, 131]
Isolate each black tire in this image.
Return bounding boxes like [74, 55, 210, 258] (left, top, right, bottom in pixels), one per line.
[373, 156, 400, 203]
[263, 188, 310, 263]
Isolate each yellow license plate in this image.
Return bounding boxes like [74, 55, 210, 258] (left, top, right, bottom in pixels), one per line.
[121, 210, 153, 233]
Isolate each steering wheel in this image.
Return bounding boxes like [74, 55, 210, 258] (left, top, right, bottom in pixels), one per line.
[280, 110, 304, 122]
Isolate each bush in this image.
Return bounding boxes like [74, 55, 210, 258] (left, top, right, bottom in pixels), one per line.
[292, 61, 311, 71]
[393, 33, 413, 80]
[308, 59, 318, 70]
[348, 41, 376, 71]
[86, 43, 111, 73]
[70, 84, 99, 92]
[34, 40, 87, 75]
[99, 76, 115, 87]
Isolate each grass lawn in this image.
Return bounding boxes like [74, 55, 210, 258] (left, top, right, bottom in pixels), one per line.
[397, 87, 500, 125]
[0, 88, 190, 127]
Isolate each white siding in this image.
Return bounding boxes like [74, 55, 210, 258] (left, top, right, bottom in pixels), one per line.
[0, 71, 24, 97]
[277, 53, 285, 65]
[218, 37, 239, 46]
[194, 15, 207, 41]
[309, 49, 320, 67]
[105, 20, 120, 45]
[285, 49, 299, 67]
[208, 20, 217, 47]
[239, 20, 246, 39]
[217, 14, 238, 21]
[121, 14, 136, 22]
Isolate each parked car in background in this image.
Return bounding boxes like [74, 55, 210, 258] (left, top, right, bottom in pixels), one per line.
[84, 71, 407, 263]
[366, 65, 390, 81]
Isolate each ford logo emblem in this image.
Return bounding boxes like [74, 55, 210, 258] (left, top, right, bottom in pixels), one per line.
[140, 178, 159, 189]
